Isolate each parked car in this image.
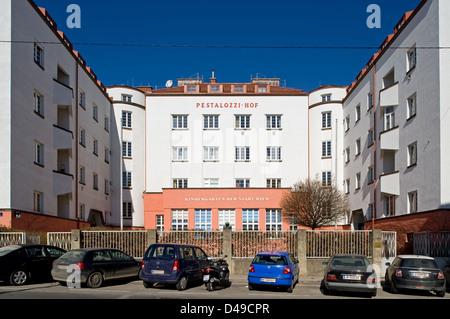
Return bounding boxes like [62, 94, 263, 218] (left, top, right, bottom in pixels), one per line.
[444, 264, 450, 291]
[384, 255, 446, 297]
[247, 251, 299, 293]
[320, 254, 377, 297]
[141, 243, 211, 290]
[0, 244, 66, 285]
[51, 248, 141, 288]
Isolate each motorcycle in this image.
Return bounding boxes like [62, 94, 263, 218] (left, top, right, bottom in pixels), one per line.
[201, 255, 231, 291]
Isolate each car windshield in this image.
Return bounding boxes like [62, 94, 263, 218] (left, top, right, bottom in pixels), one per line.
[402, 258, 437, 268]
[331, 256, 369, 268]
[146, 245, 176, 259]
[253, 255, 287, 265]
[58, 250, 87, 262]
[0, 245, 21, 257]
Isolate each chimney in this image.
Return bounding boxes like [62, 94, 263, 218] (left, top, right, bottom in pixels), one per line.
[210, 69, 216, 83]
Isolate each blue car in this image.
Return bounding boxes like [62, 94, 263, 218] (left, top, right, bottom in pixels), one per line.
[248, 251, 300, 292]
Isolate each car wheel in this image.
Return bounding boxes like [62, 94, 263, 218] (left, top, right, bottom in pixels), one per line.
[10, 270, 29, 286]
[320, 280, 331, 295]
[389, 277, 398, 294]
[176, 276, 188, 291]
[436, 290, 445, 297]
[206, 281, 214, 291]
[248, 282, 254, 290]
[143, 280, 153, 288]
[287, 282, 294, 293]
[87, 271, 104, 288]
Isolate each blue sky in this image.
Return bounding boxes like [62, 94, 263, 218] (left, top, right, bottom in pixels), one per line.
[34, 0, 423, 91]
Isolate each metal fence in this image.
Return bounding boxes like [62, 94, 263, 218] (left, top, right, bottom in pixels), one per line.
[157, 231, 223, 257]
[47, 232, 72, 251]
[232, 231, 297, 258]
[306, 230, 372, 258]
[82, 230, 148, 258]
[414, 231, 450, 257]
[0, 232, 41, 246]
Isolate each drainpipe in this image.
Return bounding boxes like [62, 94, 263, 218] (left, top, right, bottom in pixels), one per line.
[75, 61, 80, 229]
[372, 65, 377, 230]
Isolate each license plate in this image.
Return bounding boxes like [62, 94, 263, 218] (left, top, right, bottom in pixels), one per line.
[261, 278, 276, 283]
[151, 269, 164, 275]
[410, 272, 428, 278]
[203, 275, 210, 281]
[58, 265, 68, 270]
[343, 275, 361, 280]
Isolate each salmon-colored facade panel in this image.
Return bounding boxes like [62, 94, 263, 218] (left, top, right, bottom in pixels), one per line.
[144, 188, 291, 231]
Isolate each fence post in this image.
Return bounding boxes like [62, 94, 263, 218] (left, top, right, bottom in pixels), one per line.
[223, 228, 232, 272]
[147, 229, 157, 248]
[71, 229, 82, 249]
[371, 229, 382, 276]
[297, 229, 307, 276]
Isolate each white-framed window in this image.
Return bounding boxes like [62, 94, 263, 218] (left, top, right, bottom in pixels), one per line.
[267, 178, 281, 188]
[92, 104, 98, 121]
[235, 146, 250, 161]
[408, 142, 417, 166]
[171, 209, 188, 231]
[104, 115, 110, 132]
[322, 94, 331, 102]
[187, 85, 197, 93]
[355, 172, 361, 189]
[407, 46, 417, 71]
[266, 146, 282, 161]
[356, 104, 361, 121]
[258, 86, 267, 93]
[210, 85, 220, 93]
[289, 215, 298, 231]
[156, 215, 164, 232]
[267, 115, 282, 129]
[79, 204, 85, 220]
[322, 171, 331, 186]
[407, 94, 417, 119]
[195, 209, 212, 231]
[322, 141, 331, 157]
[173, 179, 188, 189]
[384, 106, 396, 130]
[79, 90, 85, 109]
[384, 195, 396, 216]
[234, 85, 244, 93]
[34, 91, 44, 116]
[104, 179, 110, 195]
[344, 115, 350, 131]
[408, 191, 418, 214]
[34, 141, 44, 166]
[236, 179, 250, 188]
[93, 172, 98, 190]
[122, 111, 132, 128]
[33, 191, 43, 213]
[368, 93, 374, 110]
[79, 127, 86, 146]
[242, 209, 259, 230]
[368, 166, 374, 184]
[122, 141, 132, 157]
[172, 115, 188, 129]
[123, 202, 132, 218]
[344, 179, 350, 194]
[204, 178, 219, 188]
[104, 147, 110, 164]
[235, 115, 250, 129]
[123, 171, 132, 188]
[218, 209, 235, 230]
[355, 138, 361, 156]
[79, 166, 85, 184]
[203, 146, 219, 161]
[34, 42, 44, 67]
[265, 209, 282, 231]
[121, 94, 132, 102]
[93, 138, 98, 156]
[345, 147, 350, 163]
[173, 147, 188, 161]
[203, 115, 219, 129]
[322, 112, 331, 129]
[368, 128, 374, 146]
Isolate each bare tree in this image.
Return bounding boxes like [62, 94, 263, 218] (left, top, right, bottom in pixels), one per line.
[280, 178, 349, 230]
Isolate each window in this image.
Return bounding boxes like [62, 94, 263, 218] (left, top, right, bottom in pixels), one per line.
[368, 128, 374, 146]
[234, 85, 244, 93]
[79, 166, 85, 184]
[258, 86, 267, 93]
[104, 147, 110, 163]
[203, 115, 219, 129]
[104, 115, 110, 132]
[80, 204, 85, 220]
[93, 138, 98, 156]
[368, 93, 374, 110]
[171, 209, 188, 231]
[34, 92, 43, 116]
[408, 191, 418, 214]
[345, 147, 350, 163]
[195, 209, 212, 231]
[123, 202, 132, 218]
[266, 146, 282, 161]
[218, 209, 235, 230]
[173, 147, 188, 161]
[289, 215, 298, 231]
[384, 106, 395, 130]
[34, 141, 44, 166]
[104, 179, 110, 195]
[407, 94, 417, 119]
[235, 115, 250, 129]
[355, 138, 361, 156]
[384, 195, 396, 216]
[367, 204, 374, 221]
[203, 146, 219, 161]
[267, 178, 281, 188]
[33, 191, 43, 213]
[344, 179, 350, 194]
[204, 178, 219, 188]
[267, 115, 282, 129]
[123, 171, 132, 187]
[407, 46, 417, 71]
[93, 173, 98, 190]
[121, 94, 132, 102]
[408, 142, 417, 166]
[122, 141, 132, 157]
[322, 171, 331, 186]
[34, 42, 44, 67]
[242, 209, 259, 230]
[187, 85, 196, 93]
[236, 179, 250, 188]
[92, 104, 98, 121]
[156, 215, 164, 232]
[355, 104, 361, 122]
[173, 179, 188, 188]
[322, 112, 331, 129]
[344, 116, 350, 131]
[235, 146, 250, 161]
[122, 111, 132, 128]
[368, 166, 374, 184]
[265, 209, 282, 231]
[79, 127, 86, 146]
[79, 90, 85, 109]
[210, 85, 220, 93]
[322, 141, 331, 157]
[355, 172, 361, 189]
[322, 94, 331, 102]
[172, 115, 188, 129]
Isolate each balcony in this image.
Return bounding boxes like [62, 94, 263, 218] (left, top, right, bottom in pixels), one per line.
[379, 82, 398, 107]
[379, 126, 399, 150]
[53, 125, 73, 150]
[53, 79, 73, 106]
[53, 170, 73, 196]
[379, 171, 399, 195]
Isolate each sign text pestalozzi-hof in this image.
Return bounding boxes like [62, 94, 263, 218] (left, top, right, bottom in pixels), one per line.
[184, 196, 269, 202]
[196, 102, 259, 109]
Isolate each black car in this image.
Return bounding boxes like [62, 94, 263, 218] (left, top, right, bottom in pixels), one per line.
[0, 244, 66, 285]
[444, 264, 450, 291]
[385, 255, 446, 297]
[320, 254, 378, 297]
[51, 248, 141, 288]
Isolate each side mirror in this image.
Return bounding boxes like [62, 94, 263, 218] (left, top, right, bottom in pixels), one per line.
[207, 257, 212, 261]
